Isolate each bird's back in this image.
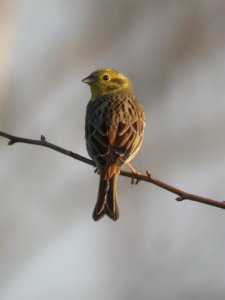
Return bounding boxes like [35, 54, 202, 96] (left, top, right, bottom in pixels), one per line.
[85, 91, 145, 178]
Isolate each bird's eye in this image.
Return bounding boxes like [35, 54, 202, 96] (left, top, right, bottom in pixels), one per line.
[102, 75, 110, 81]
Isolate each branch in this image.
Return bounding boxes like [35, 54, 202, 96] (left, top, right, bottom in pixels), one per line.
[1, 130, 225, 210]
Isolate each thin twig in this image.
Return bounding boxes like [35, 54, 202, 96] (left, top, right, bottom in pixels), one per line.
[0, 131, 94, 166]
[1, 130, 225, 210]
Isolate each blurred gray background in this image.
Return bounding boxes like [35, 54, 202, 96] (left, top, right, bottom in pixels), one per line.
[1, 1, 225, 299]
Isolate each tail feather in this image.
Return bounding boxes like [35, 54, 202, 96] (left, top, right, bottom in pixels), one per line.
[92, 178, 109, 221]
[105, 174, 119, 221]
[92, 174, 119, 221]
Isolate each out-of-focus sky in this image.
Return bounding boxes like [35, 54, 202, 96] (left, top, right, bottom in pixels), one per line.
[1, 1, 225, 299]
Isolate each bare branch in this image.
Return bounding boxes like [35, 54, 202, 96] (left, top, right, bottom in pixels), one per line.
[1, 130, 225, 210]
[0, 131, 94, 166]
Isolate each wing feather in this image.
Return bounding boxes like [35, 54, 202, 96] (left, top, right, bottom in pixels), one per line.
[85, 93, 145, 173]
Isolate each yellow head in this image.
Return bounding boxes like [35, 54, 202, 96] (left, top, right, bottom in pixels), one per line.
[82, 68, 133, 100]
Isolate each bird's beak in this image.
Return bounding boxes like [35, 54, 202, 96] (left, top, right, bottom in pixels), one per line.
[82, 75, 94, 84]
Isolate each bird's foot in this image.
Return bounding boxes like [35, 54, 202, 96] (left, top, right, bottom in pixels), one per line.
[127, 163, 140, 185]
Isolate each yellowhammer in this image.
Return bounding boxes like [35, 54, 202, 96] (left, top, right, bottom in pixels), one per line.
[83, 68, 145, 221]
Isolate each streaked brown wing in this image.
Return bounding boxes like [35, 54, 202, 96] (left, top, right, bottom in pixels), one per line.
[85, 94, 145, 169]
[85, 99, 110, 167]
[109, 97, 145, 165]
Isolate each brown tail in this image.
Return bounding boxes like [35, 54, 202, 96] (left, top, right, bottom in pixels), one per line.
[92, 174, 119, 221]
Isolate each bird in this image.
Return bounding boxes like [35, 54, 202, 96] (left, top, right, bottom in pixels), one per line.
[83, 68, 145, 221]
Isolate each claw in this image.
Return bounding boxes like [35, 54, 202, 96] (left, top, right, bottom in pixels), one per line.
[135, 176, 140, 185]
[131, 173, 140, 185]
[94, 167, 99, 174]
[131, 173, 135, 185]
[127, 163, 140, 185]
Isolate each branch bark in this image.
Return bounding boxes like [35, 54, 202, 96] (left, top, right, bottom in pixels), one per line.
[1, 130, 225, 210]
